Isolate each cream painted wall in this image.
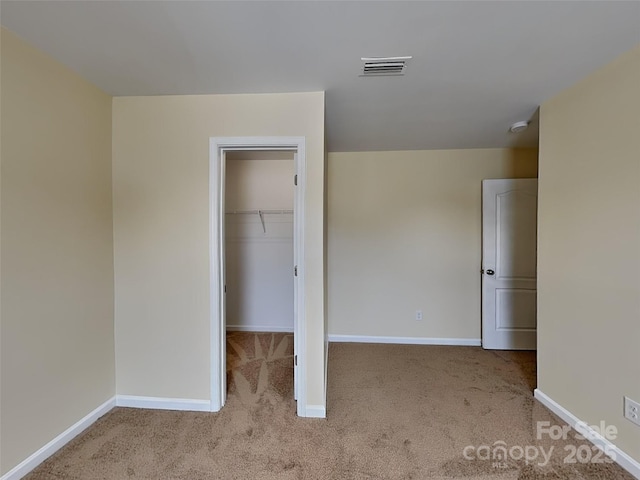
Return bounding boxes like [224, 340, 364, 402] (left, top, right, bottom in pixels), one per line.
[112, 92, 326, 407]
[0, 28, 114, 474]
[538, 46, 640, 461]
[327, 148, 537, 340]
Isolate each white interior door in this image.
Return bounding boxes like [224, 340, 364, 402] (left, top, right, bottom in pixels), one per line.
[482, 179, 538, 350]
[220, 151, 227, 399]
[220, 151, 227, 400]
[293, 153, 299, 401]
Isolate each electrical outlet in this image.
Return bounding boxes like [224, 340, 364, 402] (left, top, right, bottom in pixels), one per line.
[415, 310, 423, 321]
[624, 396, 640, 427]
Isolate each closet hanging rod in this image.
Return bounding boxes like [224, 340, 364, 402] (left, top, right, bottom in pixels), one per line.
[225, 209, 293, 233]
[224, 209, 293, 215]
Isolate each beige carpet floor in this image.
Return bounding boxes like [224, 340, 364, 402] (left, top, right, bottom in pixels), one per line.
[25, 333, 633, 479]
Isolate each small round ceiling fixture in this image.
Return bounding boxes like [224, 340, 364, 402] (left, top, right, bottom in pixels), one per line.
[509, 121, 529, 134]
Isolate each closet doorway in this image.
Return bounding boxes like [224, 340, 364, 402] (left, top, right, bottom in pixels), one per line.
[225, 151, 294, 333]
[209, 137, 306, 416]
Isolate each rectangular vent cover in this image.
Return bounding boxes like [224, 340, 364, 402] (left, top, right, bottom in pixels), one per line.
[360, 56, 412, 76]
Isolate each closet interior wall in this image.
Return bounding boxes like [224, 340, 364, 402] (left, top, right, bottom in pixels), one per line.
[224, 151, 295, 332]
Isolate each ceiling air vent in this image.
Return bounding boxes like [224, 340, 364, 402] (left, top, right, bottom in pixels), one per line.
[360, 56, 412, 77]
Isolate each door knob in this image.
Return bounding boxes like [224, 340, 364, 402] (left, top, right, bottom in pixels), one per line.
[486, 269, 495, 276]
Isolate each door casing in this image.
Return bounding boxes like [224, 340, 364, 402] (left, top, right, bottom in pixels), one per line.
[209, 137, 306, 414]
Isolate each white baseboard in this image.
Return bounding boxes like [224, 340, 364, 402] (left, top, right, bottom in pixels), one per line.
[115, 395, 212, 412]
[534, 389, 640, 479]
[298, 404, 326, 419]
[328, 334, 481, 346]
[1, 396, 116, 480]
[227, 325, 294, 333]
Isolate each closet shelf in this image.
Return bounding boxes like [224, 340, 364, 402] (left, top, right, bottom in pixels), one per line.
[225, 210, 293, 233]
[225, 210, 293, 215]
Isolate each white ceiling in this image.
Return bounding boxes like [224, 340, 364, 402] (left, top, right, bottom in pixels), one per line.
[1, 1, 639, 152]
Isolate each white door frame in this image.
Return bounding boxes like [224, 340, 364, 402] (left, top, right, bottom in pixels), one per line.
[209, 136, 306, 413]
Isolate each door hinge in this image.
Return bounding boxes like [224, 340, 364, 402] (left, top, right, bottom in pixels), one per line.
[294, 265, 298, 277]
[294, 355, 297, 366]
[294, 174, 298, 186]
[224, 284, 227, 293]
